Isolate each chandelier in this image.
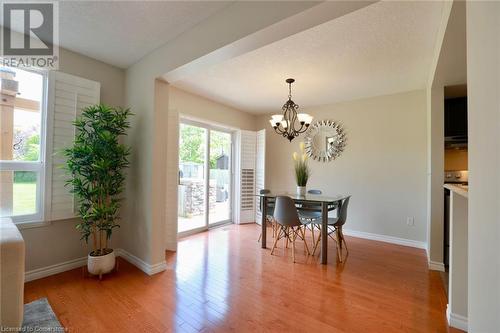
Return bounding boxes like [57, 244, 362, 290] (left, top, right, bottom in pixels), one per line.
[269, 78, 313, 142]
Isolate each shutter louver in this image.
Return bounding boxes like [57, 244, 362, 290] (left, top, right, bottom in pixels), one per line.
[237, 130, 256, 224]
[45, 71, 100, 221]
[241, 169, 255, 210]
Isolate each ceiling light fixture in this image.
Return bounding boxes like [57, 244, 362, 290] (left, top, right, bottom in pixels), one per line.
[269, 78, 312, 142]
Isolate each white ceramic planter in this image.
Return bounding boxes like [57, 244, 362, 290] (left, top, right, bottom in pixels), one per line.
[297, 186, 306, 196]
[87, 249, 115, 277]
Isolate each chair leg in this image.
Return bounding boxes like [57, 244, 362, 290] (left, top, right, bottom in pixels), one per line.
[271, 227, 282, 255]
[339, 228, 348, 255]
[311, 224, 315, 248]
[312, 230, 321, 256]
[285, 227, 289, 248]
[258, 232, 262, 243]
[335, 228, 343, 263]
[336, 243, 342, 262]
[292, 227, 297, 263]
[300, 227, 310, 255]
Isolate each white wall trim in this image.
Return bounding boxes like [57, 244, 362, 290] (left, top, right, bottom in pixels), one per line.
[426, 246, 446, 272]
[428, 260, 446, 272]
[446, 304, 468, 331]
[149, 261, 169, 275]
[115, 248, 168, 276]
[24, 248, 168, 282]
[25, 256, 87, 282]
[343, 229, 427, 250]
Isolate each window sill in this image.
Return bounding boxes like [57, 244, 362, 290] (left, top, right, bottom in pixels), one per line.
[14, 220, 51, 230]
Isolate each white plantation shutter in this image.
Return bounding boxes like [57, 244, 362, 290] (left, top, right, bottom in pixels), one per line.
[45, 71, 100, 221]
[235, 130, 256, 224]
[255, 129, 266, 224]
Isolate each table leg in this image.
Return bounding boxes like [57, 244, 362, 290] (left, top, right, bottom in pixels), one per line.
[261, 196, 267, 249]
[320, 202, 328, 264]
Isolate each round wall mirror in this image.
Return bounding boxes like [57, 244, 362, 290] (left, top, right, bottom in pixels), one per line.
[304, 120, 346, 162]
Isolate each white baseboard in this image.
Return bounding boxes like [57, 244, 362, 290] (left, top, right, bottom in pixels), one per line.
[340, 229, 442, 272]
[428, 260, 446, 272]
[149, 261, 169, 275]
[24, 248, 167, 282]
[342, 229, 427, 249]
[115, 248, 167, 275]
[25, 256, 87, 282]
[447, 304, 468, 331]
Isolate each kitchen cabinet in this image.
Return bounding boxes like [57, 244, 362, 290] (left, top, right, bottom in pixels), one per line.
[445, 97, 468, 138]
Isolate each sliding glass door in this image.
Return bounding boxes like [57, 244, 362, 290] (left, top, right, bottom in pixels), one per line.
[209, 130, 232, 225]
[178, 121, 232, 234]
[178, 123, 207, 233]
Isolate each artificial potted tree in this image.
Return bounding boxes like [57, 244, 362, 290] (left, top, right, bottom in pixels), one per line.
[64, 105, 131, 279]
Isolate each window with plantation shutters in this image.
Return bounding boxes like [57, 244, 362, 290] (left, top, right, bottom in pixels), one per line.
[44, 71, 100, 221]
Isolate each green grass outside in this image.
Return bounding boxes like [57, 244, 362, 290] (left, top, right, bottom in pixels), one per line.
[13, 182, 37, 216]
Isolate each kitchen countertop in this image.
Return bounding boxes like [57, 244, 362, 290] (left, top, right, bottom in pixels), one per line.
[444, 183, 468, 198]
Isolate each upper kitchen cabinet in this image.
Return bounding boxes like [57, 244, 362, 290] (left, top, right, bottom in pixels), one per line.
[445, 97, 468, 139]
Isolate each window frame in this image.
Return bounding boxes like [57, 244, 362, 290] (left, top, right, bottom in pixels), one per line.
[0, 67, 48, 226]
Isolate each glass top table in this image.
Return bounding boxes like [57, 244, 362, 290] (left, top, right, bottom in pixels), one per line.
[256, 192, 350, 264]
[256, 192, 348, 204]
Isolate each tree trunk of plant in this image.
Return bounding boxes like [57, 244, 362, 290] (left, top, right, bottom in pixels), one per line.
[98, 224, 102, 255]
[100, 229, 104, 253]
[92, 225, 98, 254]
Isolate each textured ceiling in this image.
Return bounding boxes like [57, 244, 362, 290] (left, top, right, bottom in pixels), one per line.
[172, 1, 445, 113]
[32, 1, 232, 68]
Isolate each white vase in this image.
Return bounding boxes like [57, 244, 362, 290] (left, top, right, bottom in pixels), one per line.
[297, 186, 306, 196]
[87, 249, 115, 277]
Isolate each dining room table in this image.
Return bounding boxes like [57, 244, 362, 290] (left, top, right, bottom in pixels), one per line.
[255, 191, 350, 264]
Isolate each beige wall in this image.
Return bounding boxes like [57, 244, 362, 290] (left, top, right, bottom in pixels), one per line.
[426, 0, 465, 268]
[121, 63, 156, 264]
[169, 86, 257, 131]
[426, 85, 445, 266]
[444, 149, 468, 170]
[257, 90, 428, 243]
[58, 48, 125, 107]
[466, 1, 500, 330]
[20, 47, 125, 271]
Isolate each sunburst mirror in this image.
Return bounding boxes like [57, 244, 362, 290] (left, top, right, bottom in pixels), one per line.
[304, 120, 346, 162]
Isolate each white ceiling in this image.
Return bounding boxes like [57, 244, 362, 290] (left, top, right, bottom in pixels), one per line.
[171, 1, 446, 113]
[54, 1, 232, 68]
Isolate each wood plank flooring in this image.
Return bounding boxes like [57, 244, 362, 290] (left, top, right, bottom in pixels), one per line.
[24, 224, 463, 332]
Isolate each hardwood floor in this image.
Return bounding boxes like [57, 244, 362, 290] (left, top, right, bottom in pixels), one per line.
[25, 224, 463, 333]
